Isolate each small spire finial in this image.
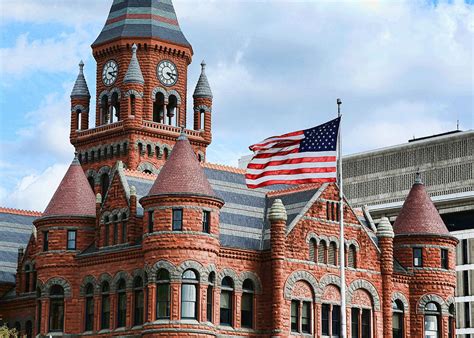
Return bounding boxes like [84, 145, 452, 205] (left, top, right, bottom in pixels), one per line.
[132, 43, 138, 53]
[178, 126, 187, 141]
[201, 60, 207, 73]
[415, 171, 422, 184]
[79, 60, 84, 73]
[72, 151, 80, 165]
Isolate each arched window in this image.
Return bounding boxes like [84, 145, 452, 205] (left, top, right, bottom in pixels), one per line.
[133, 276, 144, 326]
[101, 95, 109, 125]
[91, 150, 95, 162]
[49, 285, 64, 332]
[156, 269, 170, 319]
[138, 143, 144, 155]
[351, 307, 371, 338]
[121, 213, 127, 244]
[130, 94, 136, 116]
[111, 92, 120, 122]
[322, 303, 340, 336]
[24, 265, 31, 293]
[147, 144, 152, 156]
[200, 108, 205, 130]
[164, 148, 169, 160]
[116, 279, 127, 328]
[32, 267, 37, 291]
[101, 281, 110, 329]
[424, 302, 440, 338]
[113, 215, 119, 245]
[25, 320, 32, 338]
[167, 95, 178, 126]
[328, 242, 337, 265]
[207, 272, 215, 322]
[76, 109, 82, 130]
[220, 276, 234, 326]
[448, 304, 455, 338]
[87, 176, 95, 193]
[309, 238, 317, 262]
[348, 244, 357, 268]
[241, 279, 255, 328]
[181, 270, 198, 319]
[153, 92, 165, 123]
[116, 144, 121, 156]
[392, 300, 404, 338]
[100, 173, 109, 198]
[318, 240, 327, 264]
[155, 146, 160, 158]
[84, 283, 94, 331]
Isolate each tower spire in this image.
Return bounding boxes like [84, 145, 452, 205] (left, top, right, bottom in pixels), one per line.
[193, 60, 213, 99]
[124, 44, 145, 84]
[71, 61, 90, 98]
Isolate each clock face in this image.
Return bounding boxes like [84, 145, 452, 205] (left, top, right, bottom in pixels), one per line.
[157, 60, 178, 87]
[102, 60, 118, 86]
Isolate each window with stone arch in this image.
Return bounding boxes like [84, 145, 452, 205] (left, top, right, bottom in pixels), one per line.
[84, 283, 94, 331]
[163, 147, 169, 160]
[147, 144, 152, 157]
[318, 240, 327, 264]
[181, 269, 199, 319]
[112, 214, 119, 245]
[328, 242, 337, 266]
[87, 176, 95, 194]
[100, 173, 109, 199]
[156, 269, 171, 319]
[207, 272, 215, 323]
[129, 94, 136, 115]
[320, 284, 341, 337]
[347, 244, 357, 268]
[220, 276, 234, 326]
[133, 276, 144, 326]
[116, 279, 127, 328]
[24, 264, 31, 293]
[110, 91, 120, 123]
[167, 94, 178, 126]
[309, 238, 317, 262]
[241, 279, 255, 329]
[424, 302, 440, 338]
[76, 108, 83, 130]
[100, 281, 110, 330]
[121, 212, 127, 244]
[153, 91, 165, 123]
[200, 108, 205, 130]
[290, 280, 313, 334]
[392, 299, 404, 338]
[100, 94, 109, 125]
[350, 289, 374, 338]
[49, 285, 65, 332]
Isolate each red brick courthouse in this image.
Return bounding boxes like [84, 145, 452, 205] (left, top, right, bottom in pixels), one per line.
[0, 0, 457, 337]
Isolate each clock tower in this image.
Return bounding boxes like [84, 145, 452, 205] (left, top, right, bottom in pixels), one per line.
[69, 0, 213, 192]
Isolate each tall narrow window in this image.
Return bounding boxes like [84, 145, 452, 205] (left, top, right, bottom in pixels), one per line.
[101, 95, 109, 125]
[121, 213, 127, 243]
[130, 94, 136, 115]
[153, 92, 165, 123]
[67, 230, 77, 250]
[463, 271, 469, 296]
[322, 304, 330, 335]
[302, 301, 311, 333]
[116, 279, 127, 328]
[100, 173, 109, 199]
[351, 308, 360, 338]
[220, 277, 234, 326]
[348, 245, 357, 268]
[332, 305, 341, 336]
[462, 239, 469, 264]
[424, 302, 440, 338]
[148, 210, 154, 233]
[43, 231, 49, 251]
[318, 240, 327, 264]
[101, 282, 110, 329]
[361, 309, 371, 338]
[241, 279, 254, 328]
[111, 92, 120, 122]
[133, 276, 144, 326]
[392, 300, 404, 338]
[113, 215, 118, 245]
[84, 283, 94, 331]
[181, 270, 198, 319]
[291, 300, 300, 332]
[413, 248, 423, 267]
[172, 209, 183, 231]
[49, 285, 64, 332]
[105, 223, 110, 247]
[202, 210, 211, 233]
[328, 242, 337, 265]
[156, 269, 170, 319]
[464, 302, 471, 327]
[309, 238, 316, 262]
[207, 272, 215, 322]
[441, 249, 449, 269]
[24, 265, 31, 293]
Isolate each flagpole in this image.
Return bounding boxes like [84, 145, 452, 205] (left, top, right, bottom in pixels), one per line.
[337, 98, 347, 338]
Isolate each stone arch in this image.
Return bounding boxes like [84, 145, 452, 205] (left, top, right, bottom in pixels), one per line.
[97, 166, 111, 177]
[347, 279, 381, 311]
[306, 232, 320, 244]
[97, 273, 112, 292]
[152, 87, 169, 102]
[392, 292, 409, 311]
[112, 271, 132, 291]
[99, 90, 110, 102]
[124, 89, 143, 98]
[328, 236, 340, 248]
[284, 270, 318, 301]
[446, 296, 455, 310]
[71, 104, 88, 113]
[196, 150, 205, 163]
[138, 161, 158, 174]
[149, 260, 177, 283]
[80, 275, 97, 296]
[85, 169, 97, 183]
[239, 271, 262, 294]
[132, 268, 147, 284]
[345, 239, 360, 251]
[203, 264, 217, 284]
[193, 104, 211, 113]
[167, 89, 182, 105]
[109, 87, 121, 100]
[42, 277, 72, 298]
[217, 268, 239, 290]
[175, 260, 206, 283]
[417, 294, 448, 314]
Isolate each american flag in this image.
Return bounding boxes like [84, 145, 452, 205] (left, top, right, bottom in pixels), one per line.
[245, 117, 340, 189]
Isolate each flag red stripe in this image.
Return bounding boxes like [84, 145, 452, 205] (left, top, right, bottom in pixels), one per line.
[245, 167, 336, 180]
[247, 156, 337, 169]
[252, 147, 300, 159]
[250, 130, 304, 150]
[246, 177, 336, 189]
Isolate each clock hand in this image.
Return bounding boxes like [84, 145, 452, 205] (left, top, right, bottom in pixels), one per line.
[167, 72, 176, 79]
[108, 71, 117, 75]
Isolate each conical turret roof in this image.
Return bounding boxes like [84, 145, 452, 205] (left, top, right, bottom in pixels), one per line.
[147, 132, 216, 198]
[193, 61, 213, 99]
[124, 44, 145, 84]
[393, 175, 450, 236]
[93, 0, 191, 49]
[71, 61, 90, 98]
[42, 155, 96, 218]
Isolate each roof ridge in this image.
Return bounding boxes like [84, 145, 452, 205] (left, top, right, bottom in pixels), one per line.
[0, 206, 42, 217]
[202, 162, 246, 174]
[266, 183, 323, 197]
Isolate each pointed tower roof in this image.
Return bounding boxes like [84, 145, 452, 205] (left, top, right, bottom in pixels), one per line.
[124, 44, 145, 84]
[193, 61, 213, 99]
[71, 61, 90, 98]
[393, 174, 450, 236]
[93, 0, 191, 49]
[42, 155, 96, 218]
[147, 131, 216, 198]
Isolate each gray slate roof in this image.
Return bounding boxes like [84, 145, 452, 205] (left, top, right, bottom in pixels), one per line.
[124, 44, 145, 84]
[70, 61, 90, 98]
[193, 61, 213, 99]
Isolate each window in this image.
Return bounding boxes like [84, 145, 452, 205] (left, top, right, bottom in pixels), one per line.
[101, 282, 110, 329]
[348, 245, 357, 268]
[424, 302, 440, 338]
[202, 210, 211, 233]
[318, 240, 327, 264]
[121, 214, 127, 243]
[464, 302, 471, 327]
[351, 308, 359, 338]
[441, 249, 449, 269]
[448, 304, 455, 338]
[49, 285, 64, 332]
[133, 277, 144, 326]
[172, 209, 183, 231]
[207, 272, 215, 322]
[105, 223, 110, 247]
[116, 279, 127, 328]
[328, 242, 337, 265]
[100, 173, 109, 198]
[291, 300, 299, 332]
[309, 238, 316, 262]
[462, 239, 468, 264]
[332, 305, 341, 336]
[24, 265, 31, 293]
[156, 269, 170, 319]
[392, 300, 404, 338]
[241, 279, 254, 328]
[181, 270, 198, 319]
[220, 277, 234, 326]
[148, 210, 154, 233]
[352, 308, 371, 338]
[322, 303, 340, 337]
[302, 301, 311, 334]
[67, 230, 77, 250]
[43, 231, 49, 251]
[361, 309, 371, 338]
[463, 271, 469, 296]
[413, 248, 423, 267]
[113, 216, 118, 245]
[84, 284, 94, 331]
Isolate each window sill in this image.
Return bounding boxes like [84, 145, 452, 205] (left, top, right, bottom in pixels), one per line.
[114, 327, 126, 332]
[46, 332, 64, 336]
[98, 329, 111, 334]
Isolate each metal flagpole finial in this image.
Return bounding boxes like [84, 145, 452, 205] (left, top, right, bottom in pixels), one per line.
[337, 98, 342, 117]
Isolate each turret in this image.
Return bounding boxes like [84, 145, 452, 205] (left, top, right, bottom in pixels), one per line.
[122, 44, 145, 122]
[193, 61, 213, 144]
[70, 61, 90, 141]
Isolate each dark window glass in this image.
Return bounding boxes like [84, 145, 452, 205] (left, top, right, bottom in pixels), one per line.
[101, 283, 110, 329]
[465, 302, 471, 327]
[207, 285, 213, 322]
[441, 249, 449, 269]
[328, 242, 337, 265]
[462, 239, 468, 264]
[85, 284, 94, 331]
[241, 292, 253, 328]
[172, 209, 183, 231]
[49, 285, 64, 332]
[24, 266, 30, 293]
[302, 301, 311, 333]
[117, 280, 127, 327]
[291, 300, 299, 332]
[181, 270, 198, 319]
[448, 304, 455, 338]
[113, 223, 118, 245]
[202, 210, 211, 233]
[322, 303, 330, 335]
[104, 224, 109, 247]
[100, 173, 109, 198]
[351, 308, 360, 338]
[318, 241, 327, 264]
[348, 245, 357, 268]
[463, 271, 469, 296]
[392, 300, 404, 338]
[362, 309, 371, 338]
[43, 231, 49, 251]
[156, 269, 170, 319]
[133, 277, 144, 326]
[309, 238, 316, 261]
[332, 305, 341, 336]
[67, 230, 76, 250]
[148, 210, 154, 233]
[121, 221, 127, 243]
[413, 248, 423, 267]
[220, 277, 233, 326]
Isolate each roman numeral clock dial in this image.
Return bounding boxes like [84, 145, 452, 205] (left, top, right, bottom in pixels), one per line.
[157, 60, 178, 86]
[102, 60, 118, 86]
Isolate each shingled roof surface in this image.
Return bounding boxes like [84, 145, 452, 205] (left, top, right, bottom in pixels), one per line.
[42, 157, 96, 218]
[93, 0, 191, 48]
[393, 181, 450, 236]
